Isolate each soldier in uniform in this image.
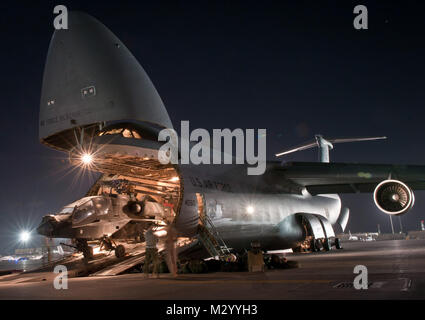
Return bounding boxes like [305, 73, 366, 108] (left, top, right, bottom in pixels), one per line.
[144, 226, 160, 277]
[247, 241, 265, 272]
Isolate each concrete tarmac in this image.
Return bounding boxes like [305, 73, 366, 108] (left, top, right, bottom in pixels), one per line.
[0, 239, 424, 299]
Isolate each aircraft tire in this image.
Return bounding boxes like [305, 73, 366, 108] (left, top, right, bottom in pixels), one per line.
[311, 240, 318, 252]
[323, 239, 331, 251]
[115, 245, 126, 258]
[315, 239, 322, 251]
[335, 238, 342, 250]
[292, 246, 302, 253]
[83, 246, 94, 260]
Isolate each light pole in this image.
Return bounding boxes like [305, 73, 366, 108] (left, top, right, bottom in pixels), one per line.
[398, 216, 403, 234]
[389, 215, 395, 235]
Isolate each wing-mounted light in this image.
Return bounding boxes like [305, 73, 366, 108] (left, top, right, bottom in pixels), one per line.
[373, 179, 414, 215]
[275, 135, 387, 163]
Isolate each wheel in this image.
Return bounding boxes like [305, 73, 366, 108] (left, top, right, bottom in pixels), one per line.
[292, 246, 302, 253]
[311, 239, 318, 252]
[335, 238, 342, 250]
[139, 233, 145, 243]
[115, 245, 126, 258]
[83, 246, 94, 260]
[323, 239, 331, 251]
[315, 239, 322, 251]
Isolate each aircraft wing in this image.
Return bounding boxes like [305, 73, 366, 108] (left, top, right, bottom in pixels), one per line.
[274, 162, 425, 195]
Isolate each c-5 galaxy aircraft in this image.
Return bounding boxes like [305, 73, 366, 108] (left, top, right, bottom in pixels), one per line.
[37, 12, 425, 260]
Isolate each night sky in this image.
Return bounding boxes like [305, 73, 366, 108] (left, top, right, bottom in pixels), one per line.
[0, 1, 424, 253]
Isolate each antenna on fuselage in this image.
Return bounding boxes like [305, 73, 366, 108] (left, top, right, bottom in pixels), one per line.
[275, 135, 387, 163]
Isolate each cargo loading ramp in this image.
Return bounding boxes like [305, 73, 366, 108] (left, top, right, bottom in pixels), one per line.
[91, 243, 156, 276]
[91, 238, 195, 276]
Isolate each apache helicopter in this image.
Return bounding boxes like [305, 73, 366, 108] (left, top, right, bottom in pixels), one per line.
[37, 177, 175, 258]
[37, 12, 425, 261]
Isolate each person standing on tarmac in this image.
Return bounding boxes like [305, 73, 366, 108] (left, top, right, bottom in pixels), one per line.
[165, 224, 178, 277]
[144, 226, 160, 278]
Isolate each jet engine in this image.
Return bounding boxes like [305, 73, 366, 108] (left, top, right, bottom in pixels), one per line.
[373, 179, 414, 215]
[123, 199, 167, 221]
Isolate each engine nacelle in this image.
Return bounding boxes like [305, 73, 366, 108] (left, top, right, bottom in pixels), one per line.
[123, 200, 167, 220]
[123, 201, 144, 215]
[373, 179, 414, 215]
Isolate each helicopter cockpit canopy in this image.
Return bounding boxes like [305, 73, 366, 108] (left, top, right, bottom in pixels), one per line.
[55, 196, 112, 225]
[73, 196, 112, 224]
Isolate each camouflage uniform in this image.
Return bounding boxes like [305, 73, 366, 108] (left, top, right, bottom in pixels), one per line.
[144, 228, 159, 276]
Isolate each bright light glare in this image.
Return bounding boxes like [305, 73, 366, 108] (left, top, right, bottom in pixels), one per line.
[93, 246, 106, 255]
[246, 206, 254, 214]
[169, 176, 179, 182]
[81, 153, 93, 165]
[153, 229, 168, 237]
[20, 231, 30, 243]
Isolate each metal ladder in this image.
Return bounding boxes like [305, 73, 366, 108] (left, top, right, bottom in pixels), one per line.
[197, 213, 232, 260]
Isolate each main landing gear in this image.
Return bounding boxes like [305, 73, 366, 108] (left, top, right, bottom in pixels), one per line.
[313, 237, 343, 252]
[75, 239, 94, 260]
[293, 237, 342, 253]
[71, 237, 127, 260]
[335, 237, 342, 250]
[100, 236, 126, 258]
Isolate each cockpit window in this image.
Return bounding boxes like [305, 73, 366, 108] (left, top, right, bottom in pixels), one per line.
[71, 197, 111, 224]
[100, 128, 124, 136]
[132, 130, 141, 139]
[98, 126, 142, 139]
[93, 197, 110, 215]
[73, 200, 95, 224]
[58, 207, 74, 215]
[122, 129, 133, 138]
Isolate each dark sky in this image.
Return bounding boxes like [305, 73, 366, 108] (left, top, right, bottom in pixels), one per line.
[0, 1, 424, 253]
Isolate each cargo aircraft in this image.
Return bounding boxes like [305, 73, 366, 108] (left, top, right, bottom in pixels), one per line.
[37, 12, 425, 260]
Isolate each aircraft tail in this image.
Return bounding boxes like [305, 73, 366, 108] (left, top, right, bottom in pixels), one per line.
[275, 135, 387, 163]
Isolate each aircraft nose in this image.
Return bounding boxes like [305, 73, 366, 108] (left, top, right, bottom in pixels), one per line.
[36, 216, 55, 236]
[39, 11, 173, 148]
